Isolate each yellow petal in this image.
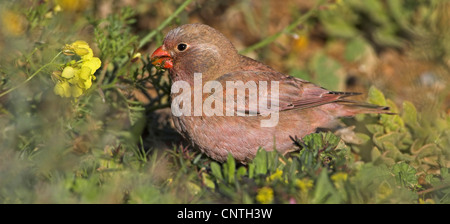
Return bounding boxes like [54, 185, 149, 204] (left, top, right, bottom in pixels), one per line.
[61, 66, 75, 79]
[54, 81, 71, 97]
[68, 75, 79, 84]
[75, 48, 91, 57]
[67, 68, 80, 84]
[131, 52, 141, 62]
[83, 76, 92, 89]
[77, 74, 92, 90]
[77, 71, 92, 89]
[83, 57, 101, 74]
[71, 40, 89, 49]
[71, 85, 83, 97]
[78, 66, 91, 80]
[70, 40, 93, 58]
[53, 82, 65, 97]
[54, 5, 62, 13]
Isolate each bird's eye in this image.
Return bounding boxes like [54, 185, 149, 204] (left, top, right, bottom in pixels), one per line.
[177, 43, 188, 52]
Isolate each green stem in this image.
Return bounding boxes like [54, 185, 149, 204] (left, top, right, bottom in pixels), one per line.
[0, 52, 63, 98]
[138, 0, 195, 49]
[239, 0, 324, 54]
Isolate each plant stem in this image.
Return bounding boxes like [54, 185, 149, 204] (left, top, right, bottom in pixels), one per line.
[138, 0, 195, 49]
[0, 52, 63, 98]
[239, 0, 325, 54]
[417, 183, 450, 196]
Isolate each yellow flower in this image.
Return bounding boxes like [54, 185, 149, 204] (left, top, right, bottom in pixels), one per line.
[1, 10, 27, 37]
[292, 34, 309, 53]
[267, 169, 283, 182]
[54, 5, 62, 13]
[331, 172, 348, 189]
[331, 172, 348, 182]
[82, 57, 101, 74]
[256, 187, 274, 204]
[131, 52, 142, 63]
[55, 0, 89, 12]
[63, 40, 93, 59]
[295, 178, 314, 193]
[54, 40, 101, 98]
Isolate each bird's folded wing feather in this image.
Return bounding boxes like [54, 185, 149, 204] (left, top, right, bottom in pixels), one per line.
[206, 70, 359, 116]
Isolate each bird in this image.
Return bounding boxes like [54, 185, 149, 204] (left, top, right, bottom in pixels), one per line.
[150, 23, 390, 163]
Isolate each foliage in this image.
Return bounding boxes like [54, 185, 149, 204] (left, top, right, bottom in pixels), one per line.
[0, 0, 449, 204]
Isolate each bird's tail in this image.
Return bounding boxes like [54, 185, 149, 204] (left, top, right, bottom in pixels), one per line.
[334, 99, 395, 117]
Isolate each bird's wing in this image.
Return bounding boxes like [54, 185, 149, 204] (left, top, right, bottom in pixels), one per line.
[206, 70, 360, 116]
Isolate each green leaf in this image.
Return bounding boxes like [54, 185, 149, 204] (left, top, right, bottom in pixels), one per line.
[371, 147, 381, 161]
[216, 183, 236, 198]
[402, 101, 418, 127]
[223, 163, 228, 182]
[290, 68, 312, 81]
[387, 0, 409, 28]
[380, 114, 405, 132]
[302, 132, 340, 150]
[382, 141, 401, 160]
[373, 132, 405, 152]
[392, 162, 418, 188]
[415, 144, 439, 159]
[226, 153, 236, 184]
[253, 148, 268, 175]
[373, 28, 404, 47]
[310, 52, 342, 90]
[320, 16, 359, 38]
[345, 37, 368, 61]
[367, 86, 387, 106]
[248, 163, 255, 179]
[202, 173, 215, 190]
[313, 169, 341, 204]
[355, 133, 371, 144]
[210, 162, 223, 181]
[366, 124, 384, 134]
[298, 132, 345, 172]
[267, 150, 281, 172]
[386, 99, 399, 113]
[236, 166, 247, 180]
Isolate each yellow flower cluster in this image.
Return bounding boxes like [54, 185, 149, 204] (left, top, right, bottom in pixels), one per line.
[55, 0, 89, 12]
[266, 169, 284, 182]
[330, 172, 348, 182]
[330, 172, 348, 189]
[54, 41, 101, 98]
[1, 10, 27, 37]
[295, 178, 314, 193]
[256, 187, 274, 204]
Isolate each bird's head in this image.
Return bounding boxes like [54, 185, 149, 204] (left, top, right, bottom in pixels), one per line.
[151, 24, 239, 80]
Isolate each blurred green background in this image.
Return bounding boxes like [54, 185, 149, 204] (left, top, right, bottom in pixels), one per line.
[0, 0, 449, 204]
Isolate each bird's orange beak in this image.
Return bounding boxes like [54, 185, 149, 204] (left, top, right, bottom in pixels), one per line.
[150, 46, 173, 69]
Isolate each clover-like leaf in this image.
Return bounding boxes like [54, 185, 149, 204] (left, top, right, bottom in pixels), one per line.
[392, 162, 418, 188]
